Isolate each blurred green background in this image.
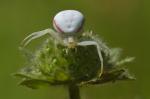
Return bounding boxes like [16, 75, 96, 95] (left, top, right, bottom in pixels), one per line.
[0, 0, 149, 99]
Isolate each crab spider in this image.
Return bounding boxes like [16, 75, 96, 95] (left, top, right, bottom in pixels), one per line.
[21, 10, 104, 79]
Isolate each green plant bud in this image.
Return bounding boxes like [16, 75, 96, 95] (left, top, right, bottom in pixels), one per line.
[14, 31, 134, 89]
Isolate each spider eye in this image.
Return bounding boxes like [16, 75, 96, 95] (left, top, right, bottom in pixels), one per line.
[53, 10, 84, 34]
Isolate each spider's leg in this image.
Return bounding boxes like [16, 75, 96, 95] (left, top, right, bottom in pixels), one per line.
[21, 28, 56, 47]
[77, 41, 104, 78]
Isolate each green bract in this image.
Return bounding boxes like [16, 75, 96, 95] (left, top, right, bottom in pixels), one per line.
[14, 31, 134, 89]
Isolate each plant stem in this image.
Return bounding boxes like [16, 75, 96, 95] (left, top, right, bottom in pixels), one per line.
[68, 84, 81, 99]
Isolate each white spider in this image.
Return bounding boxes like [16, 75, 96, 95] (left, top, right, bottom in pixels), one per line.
[21, 10, 104, 79]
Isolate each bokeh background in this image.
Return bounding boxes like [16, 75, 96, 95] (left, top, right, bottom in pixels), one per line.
[0, 0, 150, 99]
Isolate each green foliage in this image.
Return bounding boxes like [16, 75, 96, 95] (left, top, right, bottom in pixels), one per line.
[14, 31, 134, 89]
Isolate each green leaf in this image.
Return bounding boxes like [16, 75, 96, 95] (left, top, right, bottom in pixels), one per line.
[19, 79, 51, 89]
[14, 66, 55, 83]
